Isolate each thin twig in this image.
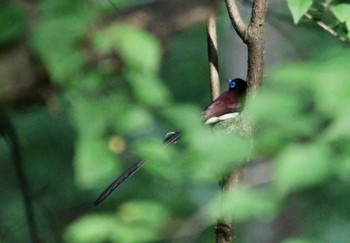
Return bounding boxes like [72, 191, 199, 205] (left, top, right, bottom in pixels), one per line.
[225, 0, 248, 41]
[304, 13, 349, 43]
[207, 14, 220, 100]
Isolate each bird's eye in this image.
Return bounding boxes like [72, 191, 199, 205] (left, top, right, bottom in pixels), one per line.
[230, 81, 236, 88]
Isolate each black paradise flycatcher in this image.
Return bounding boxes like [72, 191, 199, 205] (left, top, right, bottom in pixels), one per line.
[93, 78, 247, 206]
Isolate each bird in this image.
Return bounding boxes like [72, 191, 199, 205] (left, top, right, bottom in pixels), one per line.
[93, 78, 247, 206]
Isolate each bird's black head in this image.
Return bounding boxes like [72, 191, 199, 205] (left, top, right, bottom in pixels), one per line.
[227, 78, 247, 94]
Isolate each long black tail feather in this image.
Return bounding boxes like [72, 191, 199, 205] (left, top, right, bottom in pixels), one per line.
[93, 131, 181, 206]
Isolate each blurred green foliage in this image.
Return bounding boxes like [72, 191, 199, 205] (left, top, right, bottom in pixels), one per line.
[65, 201, 169, 243]
[1, 0, 350, 242]
[0, 2, 26, 47]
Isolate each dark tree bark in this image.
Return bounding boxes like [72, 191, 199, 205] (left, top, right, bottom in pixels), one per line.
[225, 0, 268, 92]
[213, 0, 268, 242]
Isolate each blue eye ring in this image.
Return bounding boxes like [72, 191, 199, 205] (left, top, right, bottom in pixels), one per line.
[230, 80, 236, 88]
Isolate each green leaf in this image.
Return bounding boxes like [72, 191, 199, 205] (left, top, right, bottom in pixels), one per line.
[269, 49, 350, 118]
[275, 144, 331, 195]
[64, 214, 116, 243]
[124, 71, 170, 106]
[117, 200, 169, 226]
[74, 136, 119, 189]
[246, 81, 319, 154]
[321, 113, 350, 143]
[94, 25, 161, 75]
[331, 4, 350, 23]
[208, 188, 278, 222]
[134, 138, 168, 161]
[162, 104, 203, 130]
[113, 201, 170, 243]
[133, 137, 185, 182]
[33, 13, 92, 83]
[117, 106, 154, 134]
[312, 53, 350, 117]
[71, 95, 127, 136]
[186, 131, 251, 182]
[331, 4, 350, 39]
[287, 0, 313, 24]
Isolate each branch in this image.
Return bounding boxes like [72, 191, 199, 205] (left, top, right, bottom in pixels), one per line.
[225, 0, 267, 91]
[250, 0, 268, 28]
[216, 222, 233, 243]
[246, 0, 268, 92]
[207, 15, 220, 100]
[218, 0, 268, 241]
[304, 13, 349, 43]
[225, 0, 248, 41]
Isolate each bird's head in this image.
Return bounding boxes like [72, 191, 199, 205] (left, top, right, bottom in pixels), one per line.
[227, 78, 247, 94]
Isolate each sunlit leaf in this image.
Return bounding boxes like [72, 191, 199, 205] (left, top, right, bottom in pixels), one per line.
[124, 71, 170, 106]
[117, 106, 154, 134]
[33, 12, 93, 83]
[312, 54, 350, 117]
[207, 188, 278, 222]
[321, 113, 350, 142]
[94, 25, 161, 75]
[287, 0, 313, 24]
[74, 136, 119, 189]
[162, 104, 203, 130]
[112, 201, 170, 243]
[269, 50, 350, 118]
[133, 138, 182, 181]
[118, 200, 169, 225]
[275, 144, 331, 195]
[71, 94, 127, 136]
[64, 214, 116, 243]
[331, 4, 350, 23]
[246, 81, 319, 154]
[186, 131, 251, 182]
